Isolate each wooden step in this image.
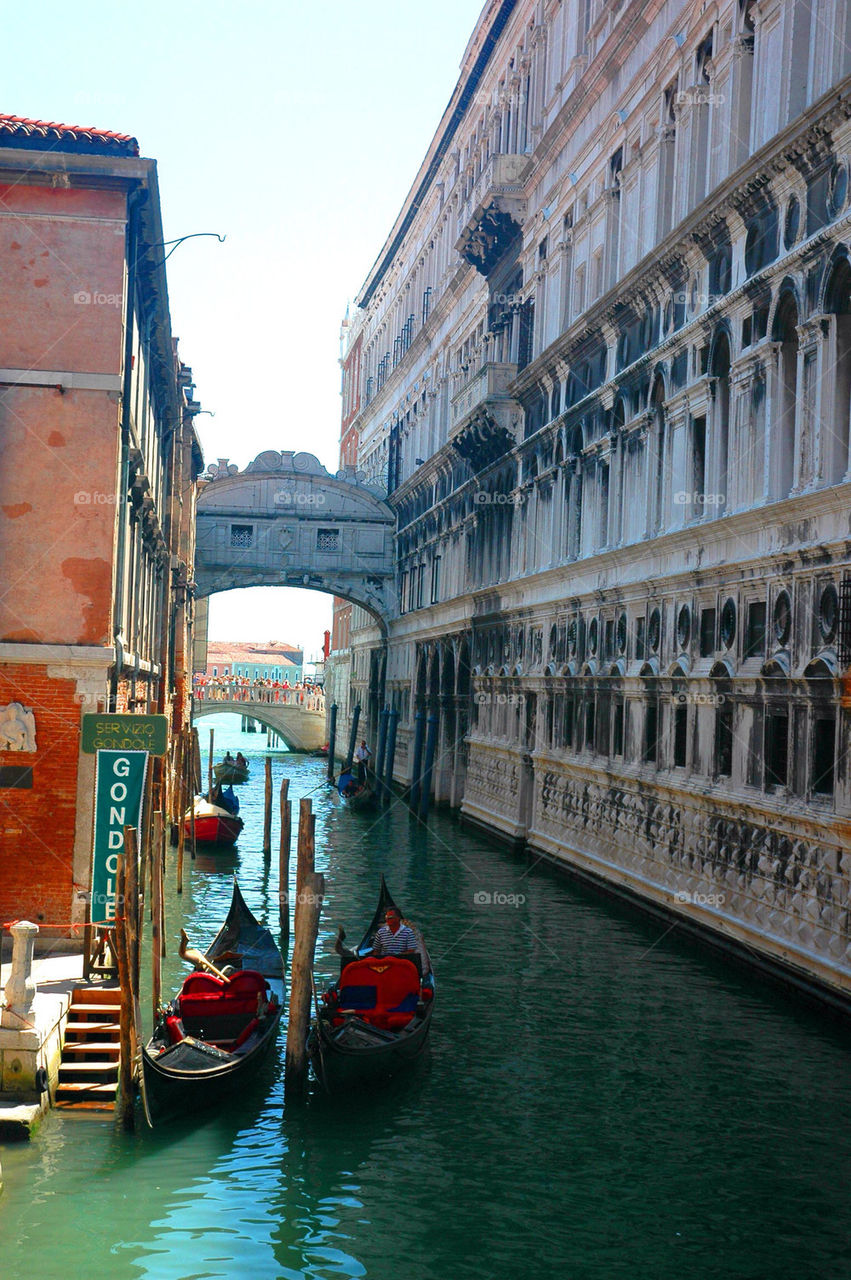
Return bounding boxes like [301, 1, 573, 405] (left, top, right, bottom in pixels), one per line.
[61, 1041, 120, 1057]
[64, 1019, 120, 1038]
[71, 987, 120, 1005]
[58, 1062, 119, 1085]
[67, 1002, 121, 1017]
[54, 1081, 117, 1104]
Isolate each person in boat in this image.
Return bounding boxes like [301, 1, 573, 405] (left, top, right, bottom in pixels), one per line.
[354, 739, 371, 783]
[223, 750, 235, 766]
[235, 751, 247, 770]
[335, 908, 420, 972]
[338, 770, 360, 798]
[219, 784, 239, 815]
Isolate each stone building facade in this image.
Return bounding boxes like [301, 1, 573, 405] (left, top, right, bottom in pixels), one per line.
[0, 115, 203, 937]
[338, 1, 851, 1002]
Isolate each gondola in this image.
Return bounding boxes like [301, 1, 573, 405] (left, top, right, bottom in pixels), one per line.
[214, 759, 250, 785]
[308, 876, 434, 1091]
[336, 769, 377, 810]
[185, 795, 244, 847]
[140, 879, 284, 1127]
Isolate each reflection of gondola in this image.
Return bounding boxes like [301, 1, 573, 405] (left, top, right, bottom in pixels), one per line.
[337, 769, 376, 810]
[140, 880, 283, 1127]
[308, 877, 434, 1091]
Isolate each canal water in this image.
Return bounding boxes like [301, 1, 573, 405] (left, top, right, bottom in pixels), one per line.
[2, 716, 850, 1279]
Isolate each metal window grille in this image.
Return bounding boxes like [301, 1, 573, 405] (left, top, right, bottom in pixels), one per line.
[230, 524, 253, 549]
[316, 529, 340, 553]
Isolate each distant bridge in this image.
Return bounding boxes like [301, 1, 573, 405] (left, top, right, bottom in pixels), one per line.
[194, 687, 327, 752]
[194, 451, 397, 633]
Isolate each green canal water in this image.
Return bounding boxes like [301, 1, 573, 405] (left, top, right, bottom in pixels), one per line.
[2, 717, 850, 1279]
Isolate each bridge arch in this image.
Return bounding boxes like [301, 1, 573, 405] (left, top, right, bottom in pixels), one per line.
[194, 697, 326, 752]
[194, 451, 396, 633]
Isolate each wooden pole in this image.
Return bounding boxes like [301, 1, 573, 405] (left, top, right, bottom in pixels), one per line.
[285, 869, 324, 1098]
[192, 727, 202, 793]
[263, 755, 273, 857]
[187, 728, 196, 861]
[279, 777, 291, 936]
[294, 798, 315, 941]
[124, 826, 140, 1014]
[176, 733, 186, 894]
[208, 727, 214, 798]
[152, 810, 163, 1019]
[113, 851, 134, 1130]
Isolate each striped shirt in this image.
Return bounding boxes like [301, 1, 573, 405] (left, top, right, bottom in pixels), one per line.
[372, 923, 417, 957]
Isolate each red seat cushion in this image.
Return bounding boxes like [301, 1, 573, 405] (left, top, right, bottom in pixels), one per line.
[337, 957, 420, 1031]
[178, 969, 270, 1020]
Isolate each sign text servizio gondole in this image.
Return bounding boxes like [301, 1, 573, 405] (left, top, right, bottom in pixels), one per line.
[91, 751, 148, 923]
[82, 713, 168, 756]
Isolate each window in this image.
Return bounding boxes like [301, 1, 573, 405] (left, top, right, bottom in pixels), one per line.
[230, 523, 253, 548]
[635, 617, 646, 660]
[612, 700, 624, 756]
[692, 416, 706, 504]
[574, 264, 586, 316]
[673, 705, 688, 767]
[431, 556, 441, 604]
[643, 699, 658, 763]
[417, 564, 426, 609]
[812, 717, 836, 795]
[764, 710, 788, 788]
[212, 667, 218, 677]
[745, 601, 767, 658]
[715, 703, 733, 777]
[584, 698, 596, 751]
[317, 528, 340, 552]
[564, 695, 574, 748]
[700, 608, 716, 657]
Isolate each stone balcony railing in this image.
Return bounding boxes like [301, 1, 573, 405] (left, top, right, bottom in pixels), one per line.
[450, 361, 519, 434]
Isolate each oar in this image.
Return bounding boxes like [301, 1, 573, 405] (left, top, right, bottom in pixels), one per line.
[178, 929, 231, 983]
[310, 969, 330, 1093]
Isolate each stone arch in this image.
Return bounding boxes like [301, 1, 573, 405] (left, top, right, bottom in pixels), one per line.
[710, 327, 732, 511]
[821, 250, 851, 481]
[771, 288, 800, 497]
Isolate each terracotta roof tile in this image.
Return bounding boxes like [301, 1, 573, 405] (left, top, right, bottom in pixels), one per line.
[0, 113, 139, 157]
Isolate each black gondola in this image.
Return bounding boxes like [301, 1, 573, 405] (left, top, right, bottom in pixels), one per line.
[308, 876, 435, 1091]
[140, 879, 284, 1127]
[336, 769, 376, 810]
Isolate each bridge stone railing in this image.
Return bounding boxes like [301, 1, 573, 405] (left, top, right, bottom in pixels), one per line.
[194, 681, 326, 714]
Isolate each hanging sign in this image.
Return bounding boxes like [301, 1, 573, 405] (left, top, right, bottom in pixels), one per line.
[91, 750, 148, 923]
[82, 713, 168, 756]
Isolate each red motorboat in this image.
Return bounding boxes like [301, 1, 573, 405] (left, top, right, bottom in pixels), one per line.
[185, 797, 244, 847]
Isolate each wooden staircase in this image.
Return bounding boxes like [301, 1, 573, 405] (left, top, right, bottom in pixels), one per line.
[55, 987, 121, 1111]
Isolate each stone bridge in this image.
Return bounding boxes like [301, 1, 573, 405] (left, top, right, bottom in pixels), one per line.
[194, 687, 327, 752]
[194, 451, 396, 634]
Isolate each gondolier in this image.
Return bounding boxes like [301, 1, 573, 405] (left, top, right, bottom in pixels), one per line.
[354, 739, 371, 782]
[371, 908, 418, 959]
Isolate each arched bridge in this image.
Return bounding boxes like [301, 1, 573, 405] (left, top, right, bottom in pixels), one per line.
[194, 451, 396, 631]
[194, 685, 327, 752]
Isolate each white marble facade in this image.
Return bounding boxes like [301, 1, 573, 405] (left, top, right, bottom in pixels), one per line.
[339, 0, 851, 1001]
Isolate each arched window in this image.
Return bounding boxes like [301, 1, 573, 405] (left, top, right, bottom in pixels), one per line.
[824, 256, 851, 483]
[772, 292, 799, 498]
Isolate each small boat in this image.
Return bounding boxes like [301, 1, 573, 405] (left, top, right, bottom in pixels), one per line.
[186, 796, 244, 847]
[337, 769, 376, 810]
[140, 880, 284, 1127]
[308, 877, 434, 1091]
[214, 759, 250, 785]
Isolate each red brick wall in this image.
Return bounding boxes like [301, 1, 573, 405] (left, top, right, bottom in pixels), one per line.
[0, 665, 82, 934]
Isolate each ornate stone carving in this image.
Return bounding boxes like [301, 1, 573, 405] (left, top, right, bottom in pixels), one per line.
[0, 703, 36, 752]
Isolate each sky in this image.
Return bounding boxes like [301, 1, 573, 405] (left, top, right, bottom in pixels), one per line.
[2, 0, 484, 652]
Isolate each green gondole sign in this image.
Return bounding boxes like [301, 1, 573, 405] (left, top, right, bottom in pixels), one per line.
[82, 713, 168, 756]
[91, 750, 148, 923]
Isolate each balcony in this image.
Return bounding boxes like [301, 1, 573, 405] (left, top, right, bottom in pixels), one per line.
[449, 360, 521, 472]
[455, 153, 530, 276]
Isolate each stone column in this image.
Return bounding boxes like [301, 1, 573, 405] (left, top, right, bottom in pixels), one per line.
[1, 921, 39, 1030]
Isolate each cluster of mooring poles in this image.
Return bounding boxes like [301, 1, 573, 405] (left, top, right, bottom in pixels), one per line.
[332, 701, 438, 819]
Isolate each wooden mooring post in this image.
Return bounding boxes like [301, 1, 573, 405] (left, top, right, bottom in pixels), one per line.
[115, 825, 142, 1131]
[279, 777, 291, 936]
[151, 810, 163, 1019]
[263, 755, 273, 857]
[207, 727, 214, 798]
[176, 731, 187, 894]
[285, 868, 324, 1098]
